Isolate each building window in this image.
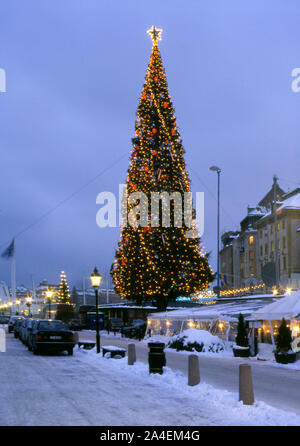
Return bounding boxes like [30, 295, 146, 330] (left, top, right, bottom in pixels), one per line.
[271, 241, 274, 252]
[265, 244, 268, 255]
[278, 240, 280, 250]
[260, 230, 262, 239]
[270, 225, 273, 234]
[283, 237, 286, 249]
[282, 220, 285, 230]
[260, 245, 263, 256]
[277, 223, 280, 232]
[249, 235, 254, 245]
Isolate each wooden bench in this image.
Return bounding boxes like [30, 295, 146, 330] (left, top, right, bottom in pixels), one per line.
[102, 345, 126, 358]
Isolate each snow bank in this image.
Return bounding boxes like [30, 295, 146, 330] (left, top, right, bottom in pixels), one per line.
[167, 328, 225, 353]
[75, 346, 300, 426]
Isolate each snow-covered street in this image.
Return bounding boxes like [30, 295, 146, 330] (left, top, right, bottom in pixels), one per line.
[80, 331, 300, 416]
[1, 331, 300, 426]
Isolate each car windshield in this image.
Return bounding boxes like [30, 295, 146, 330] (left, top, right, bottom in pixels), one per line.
[38, 321, 67, 331]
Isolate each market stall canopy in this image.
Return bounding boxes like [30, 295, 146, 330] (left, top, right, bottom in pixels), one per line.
[250, 292, 300, 321]
[148, 296, 278, 322]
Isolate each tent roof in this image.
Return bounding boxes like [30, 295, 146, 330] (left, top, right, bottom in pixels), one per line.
[148, 295, 279, 321]
[250, 291, 300, 321]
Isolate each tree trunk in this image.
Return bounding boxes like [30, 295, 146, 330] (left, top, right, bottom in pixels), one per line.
[155, 296, 168, 312]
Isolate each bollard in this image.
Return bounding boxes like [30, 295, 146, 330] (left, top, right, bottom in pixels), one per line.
[128, 343, 136, 365]
[148, 342, 166, 374]
[239, 363, 254, 405]
[188, 354, 200, 386]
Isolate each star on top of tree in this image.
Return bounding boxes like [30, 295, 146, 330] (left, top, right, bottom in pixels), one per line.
[147, 25, 162, 43]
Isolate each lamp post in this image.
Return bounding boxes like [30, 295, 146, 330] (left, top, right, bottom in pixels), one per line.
[45, 289, 54, 320]
[209, 165, 221, 298]
[15, 299, 21, 315]
[90, 267, 102, 354]
[26, 296, 33, 317]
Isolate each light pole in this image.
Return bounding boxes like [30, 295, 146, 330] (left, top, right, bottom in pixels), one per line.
[209, 165, 221, 298]
[90, 267, 102, 354]
[15, 299, 21, 315]
[45, 289, 54, 320]
[26, 296, 33, 317]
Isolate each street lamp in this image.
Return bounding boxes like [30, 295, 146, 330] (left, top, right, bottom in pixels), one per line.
[15, 299, 21, 315]
[209, 165, 221, 298]
[8, 301, 13, 315]
[26, 296, 33, 317]
[90, 267, 102, 354]
[45, 289, 54, 320]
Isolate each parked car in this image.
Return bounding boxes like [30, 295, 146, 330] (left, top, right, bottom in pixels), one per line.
[8, 316, 23, 333]
[23, 319, 37, 347]
[121, 319, 147, 340]
[13, 318, 24, 338]
[68, 319, 83, 331]
[0, 316, 10, 325]
[29, 320, 75, 355]
[27, 319, 41, 351]
[19, 319, 33, 344]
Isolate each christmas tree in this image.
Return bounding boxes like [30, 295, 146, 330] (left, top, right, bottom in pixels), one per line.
[111, 27, 213, 311]
[57, 270, 71, 304]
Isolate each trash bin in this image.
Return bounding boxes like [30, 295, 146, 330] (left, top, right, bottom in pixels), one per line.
[148, 342, 166, 374]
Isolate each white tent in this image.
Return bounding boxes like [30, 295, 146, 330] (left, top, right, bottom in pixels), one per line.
[250, 291, 300, 321]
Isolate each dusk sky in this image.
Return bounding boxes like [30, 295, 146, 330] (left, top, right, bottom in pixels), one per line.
[1, 0, 300, 289]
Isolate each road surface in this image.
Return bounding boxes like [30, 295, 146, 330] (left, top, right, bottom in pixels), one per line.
[80, 330, 300, 415]
[1, 328, 300, 426]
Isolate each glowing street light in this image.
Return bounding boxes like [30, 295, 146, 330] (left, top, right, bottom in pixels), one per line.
[45, 289, 54, 320]
[26, 296, 33, 317]
[15, 299, 21, 315]
[90, 267, 102, 354]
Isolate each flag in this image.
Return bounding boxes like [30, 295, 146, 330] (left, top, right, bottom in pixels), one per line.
[220, 273, 227, 287]
[1, 239, 15, 259]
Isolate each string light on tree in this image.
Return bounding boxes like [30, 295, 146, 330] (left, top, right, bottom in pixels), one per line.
[57, 270, 71, 304]
[111, 27, 214, 311]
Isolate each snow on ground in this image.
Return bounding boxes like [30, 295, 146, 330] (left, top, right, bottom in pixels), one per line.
[75, 346, 300, 426]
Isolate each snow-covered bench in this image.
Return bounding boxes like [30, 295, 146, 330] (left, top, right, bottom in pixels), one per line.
[102, 345, 126, 358]
[78, 340, 96, 350]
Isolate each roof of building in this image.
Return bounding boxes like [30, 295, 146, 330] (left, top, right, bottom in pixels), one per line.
[258, 183, 285, 209]
[257, 189, 300, 223]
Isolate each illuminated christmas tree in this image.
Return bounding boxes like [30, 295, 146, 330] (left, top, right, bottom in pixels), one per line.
[57, 270, 71, 304]
[111, 27, 213, 311]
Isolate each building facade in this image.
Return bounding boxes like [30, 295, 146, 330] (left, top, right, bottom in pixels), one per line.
[220, 181, 300, 291]
[256, 188, 300, 288]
